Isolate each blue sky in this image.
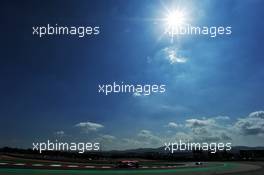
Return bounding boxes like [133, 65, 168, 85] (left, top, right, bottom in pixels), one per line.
[1, 0, 264, 150]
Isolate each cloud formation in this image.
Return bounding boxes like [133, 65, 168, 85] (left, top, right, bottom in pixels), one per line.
[167, 122, 179, 128]
[75, 122, 104, 133]
[234, 111, 264, 135]
[185, 118, 215, 128]
[163, 47, 187, 64]
[137, 130, 161, 145]
[58, 111, 264, 150]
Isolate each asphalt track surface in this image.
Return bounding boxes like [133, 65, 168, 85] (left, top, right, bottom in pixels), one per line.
[0, 161, 263, 175]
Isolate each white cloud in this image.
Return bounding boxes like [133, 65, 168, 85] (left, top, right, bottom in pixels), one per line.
[75, 122, 104, 133]
[174, 132, 193, 141]
[101, 134, 116, 141]
[185, 118, 215, 128]
[94, 134, 116, 144]
[54, 131, 65, 136]
[249, 111, 264, 119]
[234, 111, 264, 135]
[214, 116, 230, 120]
[163, 47, 187, 64]
[137, 130, 161, 146]
[168, 112, 264, 144]
[122, 138, 141, 145]
[167, 122, 179, 128]
[178, 117, 232, 142]
[137, 130, 152, 138]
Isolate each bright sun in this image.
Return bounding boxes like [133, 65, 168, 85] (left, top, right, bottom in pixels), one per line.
[165, 10, 186, 29]
[163, 9, 188, 42]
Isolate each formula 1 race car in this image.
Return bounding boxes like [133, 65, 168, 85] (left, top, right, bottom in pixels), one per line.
[116, 160, 139, 168]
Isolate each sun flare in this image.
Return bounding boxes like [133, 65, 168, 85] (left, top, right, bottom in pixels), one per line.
[166, 10, 186, 28]
[163, 9, 188, 42]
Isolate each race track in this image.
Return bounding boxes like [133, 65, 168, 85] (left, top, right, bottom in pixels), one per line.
[0, 161, 262, 175]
